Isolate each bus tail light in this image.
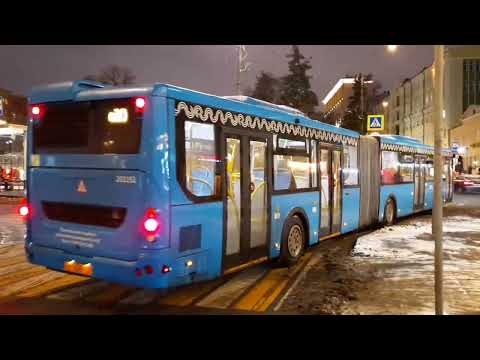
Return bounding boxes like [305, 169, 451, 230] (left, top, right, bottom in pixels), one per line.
[134, 97, 146, 113]
[31, 104, 45, 120]
[17, 198, 30, 219]
[142, 208, 160, 242]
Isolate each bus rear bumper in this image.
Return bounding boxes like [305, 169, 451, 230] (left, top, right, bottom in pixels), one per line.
[26, 243, 172, 289]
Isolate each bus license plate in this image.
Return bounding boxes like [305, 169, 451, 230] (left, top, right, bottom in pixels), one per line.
[64, 260, 93, 277]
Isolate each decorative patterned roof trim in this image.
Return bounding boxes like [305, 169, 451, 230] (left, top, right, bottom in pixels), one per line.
[175, 101, 358, 147]
[381, 142, 434, 155]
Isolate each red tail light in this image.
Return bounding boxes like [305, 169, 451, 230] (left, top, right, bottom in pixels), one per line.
[134, 97, 146, 113]
[162, 265, 172, 274]
[31, 104, 45, 120]
[142, 208, 160, 242]
[17, 198, 30, 219]
[144, 218, 159, 232]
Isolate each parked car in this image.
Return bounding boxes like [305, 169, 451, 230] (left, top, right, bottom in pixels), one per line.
[454, 175, 480, 193]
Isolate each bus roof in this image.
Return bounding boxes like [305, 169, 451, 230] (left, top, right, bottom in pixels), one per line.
[29, 80, 359, 140]
[375, 134, 452, 156]
[376, 134, 433, 150]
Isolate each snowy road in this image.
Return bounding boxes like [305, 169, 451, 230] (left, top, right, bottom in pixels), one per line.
[278, 195, 480, 315]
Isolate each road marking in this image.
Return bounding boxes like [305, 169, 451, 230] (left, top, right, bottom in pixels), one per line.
[119, 289, 160, 305]
[15, 274, 93, 298]
[232, 253, 312, 312]
[158, 278, 226, 307]
[273, 253, 321, 311]
[0, 254, 26, 268]
[0, 262, 35, 277]
[85, 284, 136, 307]
[0, 266, 49, 290]
[47, 281, 109, 301]
[0, 271, 65, 299]
[0, 245, 25, 259]
[196, 266, 268, 309]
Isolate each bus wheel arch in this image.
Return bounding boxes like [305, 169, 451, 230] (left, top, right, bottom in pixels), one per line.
[278, 208, 309, 266]
[384, 195, 397, 226]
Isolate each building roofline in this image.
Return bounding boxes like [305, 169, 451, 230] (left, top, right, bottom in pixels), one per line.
[322, 78, 355, 105]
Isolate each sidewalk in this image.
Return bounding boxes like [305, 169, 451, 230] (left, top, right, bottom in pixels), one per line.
[278, 200, 480, 315]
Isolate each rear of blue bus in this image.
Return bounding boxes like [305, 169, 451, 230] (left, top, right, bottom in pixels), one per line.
[24, 82, 172, 288]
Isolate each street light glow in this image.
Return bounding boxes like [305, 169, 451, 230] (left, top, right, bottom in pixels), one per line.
[387, 45, 398, 52]
[382, 101, 388, 108]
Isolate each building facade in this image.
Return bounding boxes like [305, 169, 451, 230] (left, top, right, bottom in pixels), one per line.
[0, 88, 28, 184]
[450, 105, 480, 173]
[322, 78, 356, 126]
[322, 76, 377, 129]
[388, 45, 480, 148]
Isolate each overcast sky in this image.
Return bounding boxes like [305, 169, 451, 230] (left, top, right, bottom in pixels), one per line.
[0, 45, 433, 110]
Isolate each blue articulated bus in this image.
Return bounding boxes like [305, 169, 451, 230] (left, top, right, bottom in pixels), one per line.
[357, 134, 454, 229]
[23, 80, 453, 289]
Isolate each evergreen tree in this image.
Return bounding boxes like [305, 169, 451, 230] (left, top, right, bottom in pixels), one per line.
[279, 45, 319, 116]
[342, 73, 383, 133]
[251, 71, 281, 103]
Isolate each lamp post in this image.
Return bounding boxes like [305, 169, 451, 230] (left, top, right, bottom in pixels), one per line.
[432, 44, 445, 315]
[386, 45, 445, 315]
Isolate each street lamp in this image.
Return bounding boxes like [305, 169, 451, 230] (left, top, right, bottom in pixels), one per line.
[387, 45, 398, 53]
[382, 100, 389, 108]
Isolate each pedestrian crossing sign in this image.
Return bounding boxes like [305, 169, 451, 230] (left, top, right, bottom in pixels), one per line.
[367, 115, 384, 131]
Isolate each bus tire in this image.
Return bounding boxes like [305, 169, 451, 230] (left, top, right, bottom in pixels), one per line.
[278, 216, 305, 267]
[384, 198, 396, 226]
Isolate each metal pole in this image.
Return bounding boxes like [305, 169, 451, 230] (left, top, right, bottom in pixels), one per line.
[235, 46, 241, 95]
[433, 45, 444, 315]
[360, 74, 365, 133]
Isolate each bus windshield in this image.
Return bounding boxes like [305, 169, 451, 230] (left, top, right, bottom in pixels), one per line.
[33, 99, 142, 154]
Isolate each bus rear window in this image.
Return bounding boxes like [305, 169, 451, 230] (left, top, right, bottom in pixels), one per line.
[33, 99, 142, 154]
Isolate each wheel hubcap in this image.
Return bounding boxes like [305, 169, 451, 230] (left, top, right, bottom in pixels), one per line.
[287, 224, 303, 257]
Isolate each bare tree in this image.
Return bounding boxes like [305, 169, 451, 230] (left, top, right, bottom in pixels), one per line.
[84, 65, 136, 86]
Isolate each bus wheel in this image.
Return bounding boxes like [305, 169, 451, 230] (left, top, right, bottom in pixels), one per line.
[384, 198, 396, 226]
[279, 216, 305, 267]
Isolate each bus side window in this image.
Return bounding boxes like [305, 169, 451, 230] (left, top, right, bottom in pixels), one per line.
[343, 145, 358, 186]
[184, 121, 219, 198]
[381, 151, 401, 185]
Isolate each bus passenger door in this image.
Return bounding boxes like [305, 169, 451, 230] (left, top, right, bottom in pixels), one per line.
[444, 158, 453, 202]
[319, 145, 342, 238]
[414, 155, 426, 210]
[222, 130, 270, 271]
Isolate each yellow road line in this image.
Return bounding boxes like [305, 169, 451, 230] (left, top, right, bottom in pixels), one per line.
[319, 232, 341, 241]
[0, 266, 49, 289]
[0, 272, 65, 301]
[0, 255, 27, 269]
[158, 278, 226, 307]
[0, 245, 24, 258]
[16, 275, 93, 298]
[223, 257, 268, 276]
[232, 253, 312, 312]
[196, 266, 267, 309]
